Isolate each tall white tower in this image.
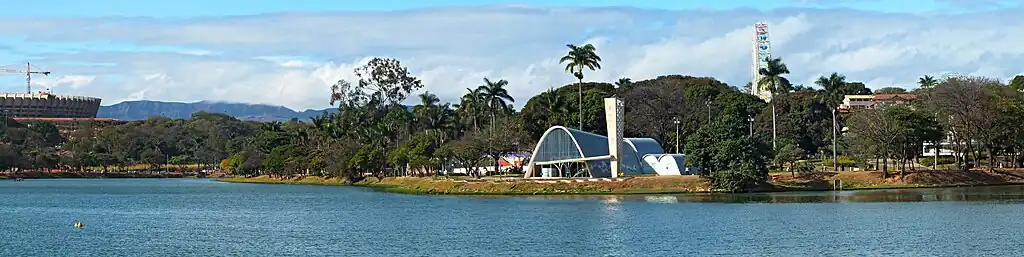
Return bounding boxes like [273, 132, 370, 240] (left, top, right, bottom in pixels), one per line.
[751, 22, 772, 102]
[604, 97, 624, 178]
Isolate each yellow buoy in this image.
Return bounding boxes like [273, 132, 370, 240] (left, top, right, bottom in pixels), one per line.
[74, 221, 84, 228]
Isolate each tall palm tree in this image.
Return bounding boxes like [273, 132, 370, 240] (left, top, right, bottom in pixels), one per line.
[476, 78, 515, 131]
[815, 72, 848, 172]
[458, 88, 483, 130]
[560, 43, 602, 129]
[918, 75, 938, 89]
[757, 57, 791, 149]
[537, 88, 570, 127]
[413, 92, 440, 130]
[917, 74, 941, 168]
[413, 92, 456, 145]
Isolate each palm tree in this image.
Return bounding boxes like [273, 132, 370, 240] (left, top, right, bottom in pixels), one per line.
[757, 57, 791, 149]
[559, 43, 602, 129]
[917, 75, 941, 168]
[413, 92, 454, 144]
[457, 88, 483, 130]
[615, 78, 632, 88]
[476, 78, 515, 131]
[537, 88, 570, 127]
[815, 72, 848, 172]
[918, 75, 938, 89]
[413, 92, 441, 130]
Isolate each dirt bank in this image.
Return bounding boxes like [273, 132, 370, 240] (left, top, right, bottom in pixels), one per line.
[772, 169, 1024, 190]
[220, 169, 1024, 195]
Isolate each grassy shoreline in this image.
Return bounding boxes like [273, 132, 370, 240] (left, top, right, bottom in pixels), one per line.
[218, 169, 1024, 195]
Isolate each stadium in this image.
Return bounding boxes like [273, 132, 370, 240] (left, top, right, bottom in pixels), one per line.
[0, 92, 101, 118]
[0, 91, 121, 134]
[0, 63, 123, 134]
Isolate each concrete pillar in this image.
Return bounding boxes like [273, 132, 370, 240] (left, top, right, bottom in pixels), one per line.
[604, 97, 624, 178]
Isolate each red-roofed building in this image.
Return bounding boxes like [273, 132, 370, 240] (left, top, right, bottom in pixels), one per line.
[839, 93, 918, 112]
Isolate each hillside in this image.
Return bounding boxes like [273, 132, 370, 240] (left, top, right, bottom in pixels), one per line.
[98, 100, 334, 121]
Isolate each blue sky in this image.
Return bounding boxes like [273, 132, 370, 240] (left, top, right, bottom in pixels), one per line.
[0, 0, 1007, 17]
[0, 0, 1022, 109]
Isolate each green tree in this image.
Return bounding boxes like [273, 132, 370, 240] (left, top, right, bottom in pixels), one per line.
[757, 57, 791, 149]
[1010, 75, 1024, 92]
[476, 78, 515, 130]
[846, 108, 904, 178]
[457, 88, 484, 131]
[918, 75, 939, 89]
[774, 141, 804, 176]
[442, 132, 488, 178]
[536, 88, 571, 127]
[875, 87, 908, 94]
[686, 114, 769, 192]
[560, 43, 602, 129]
[614, 77, 633, 92]
[815, 72, 850, 172]
[519, 82, 614, 137]
[413, 92, 455, 144]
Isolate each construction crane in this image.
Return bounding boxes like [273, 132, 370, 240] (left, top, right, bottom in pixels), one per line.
[1, 62, 51, 94]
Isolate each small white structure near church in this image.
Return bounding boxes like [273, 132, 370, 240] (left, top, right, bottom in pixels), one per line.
[645, 154, 695, 175]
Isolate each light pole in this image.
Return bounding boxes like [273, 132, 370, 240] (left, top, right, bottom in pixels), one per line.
[832, 107, 838, 173]
[748, 115, 754, 137]
[576, 71, 583, 130]
[673, 117, 681, 154]
[704, 97, 711, 123]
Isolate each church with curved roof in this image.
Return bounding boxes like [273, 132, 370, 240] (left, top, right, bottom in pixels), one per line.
[523, 125, 694, 178]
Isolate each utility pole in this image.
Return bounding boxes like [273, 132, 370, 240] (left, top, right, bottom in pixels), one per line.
[673, 117, 681, 153]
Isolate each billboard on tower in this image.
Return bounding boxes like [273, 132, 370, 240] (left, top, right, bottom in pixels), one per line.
[751, 22, 772, 102]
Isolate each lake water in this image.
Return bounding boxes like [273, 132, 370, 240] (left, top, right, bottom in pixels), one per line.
[2, 179, 1024, 256]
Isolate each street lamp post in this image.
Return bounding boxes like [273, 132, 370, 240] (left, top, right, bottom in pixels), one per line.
[748, 115, 754, 137]
[832, 108, 839, 173]
[704, 97, 712, 123]
[673, 117, 681, 154]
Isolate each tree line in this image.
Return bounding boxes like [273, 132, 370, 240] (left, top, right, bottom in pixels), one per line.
[2, 44, 1023, 192]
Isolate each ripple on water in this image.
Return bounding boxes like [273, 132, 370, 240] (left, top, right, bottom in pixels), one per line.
[2, 179, 1024, 256]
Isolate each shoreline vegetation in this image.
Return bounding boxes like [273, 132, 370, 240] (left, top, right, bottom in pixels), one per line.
[0, 171, 224, 180]
[5, 51, 1024, 195]
[218, 169, 1024, 195]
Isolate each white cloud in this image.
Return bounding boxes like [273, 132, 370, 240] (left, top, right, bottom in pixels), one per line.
[1, 5, 1023, 110]
[33, 75, 95, 92]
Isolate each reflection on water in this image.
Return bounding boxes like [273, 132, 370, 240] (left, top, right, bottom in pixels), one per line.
[521, 185, 1024, 203]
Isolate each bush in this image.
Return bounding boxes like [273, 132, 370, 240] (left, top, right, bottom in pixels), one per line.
[919, 156, 955, 167]
[707, 170, 764, 193]
[794, 161, 815, 174]
[821, 156, 857, 168]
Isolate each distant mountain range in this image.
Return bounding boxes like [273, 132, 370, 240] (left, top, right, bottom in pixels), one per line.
[97, 100, 335, 121]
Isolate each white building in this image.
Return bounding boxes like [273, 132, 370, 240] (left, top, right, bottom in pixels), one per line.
[839, 95, 874, 112]
[921, 142, 955, 157]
